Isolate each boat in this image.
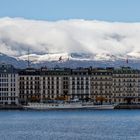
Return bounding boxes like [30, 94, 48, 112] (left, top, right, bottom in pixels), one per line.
[88, 104, 115, 110]
[23, 103, 116, 110]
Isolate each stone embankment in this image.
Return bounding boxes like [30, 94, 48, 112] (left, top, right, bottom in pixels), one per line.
[0, 105, 24, 110]
[115, 104, 140, 109]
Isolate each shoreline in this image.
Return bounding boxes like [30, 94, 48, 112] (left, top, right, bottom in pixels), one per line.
[0, 105, 24, 110]
[1, 104, 140, 110]
[115, 104, 140, 109]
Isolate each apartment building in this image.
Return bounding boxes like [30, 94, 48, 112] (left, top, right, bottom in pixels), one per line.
[19, 68, 40, 104]
[19, 67, 71, 104]
[69, 68, 91, 100]
[0, 63, 19, 105]
[91, 68, 113, 104]
[17, 65, 140, 104]
[112, 67, 140, 103]
[40, 68, 70, 101]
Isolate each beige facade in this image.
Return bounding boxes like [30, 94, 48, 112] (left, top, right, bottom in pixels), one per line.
[19, 68, 70, 104]
[112, 68, 140, 103]
[18, 67, 140, 104]
[91, 68, 113, 104]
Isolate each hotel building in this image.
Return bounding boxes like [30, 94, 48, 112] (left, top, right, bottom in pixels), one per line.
[40, 68, 70, 101]
[91, 68, 113, 104]
[112, 67, 140, 103]
[19, 68, 40, 104]
[69, 68, 91, 100]
[19, 68, 71, 104]
[0, 63, 139, 105]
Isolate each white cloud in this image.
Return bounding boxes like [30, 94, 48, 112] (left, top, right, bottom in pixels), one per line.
[0, 17, 140, 60]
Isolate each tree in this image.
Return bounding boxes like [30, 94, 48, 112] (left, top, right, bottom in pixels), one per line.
[28, 96, 40, 102]
[96, 96, 107, 105]
[55, 96, 66, 101]
[124, 97, 133, 104]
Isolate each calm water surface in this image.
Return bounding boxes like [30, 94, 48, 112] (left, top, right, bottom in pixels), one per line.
[0, 110, 140, 140]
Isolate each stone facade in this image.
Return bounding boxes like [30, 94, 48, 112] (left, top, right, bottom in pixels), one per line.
[69, 69, 91, 100]
[112, 67, 140, 104]
[1, 64, 140, 105]
[0, 63, 19, 105]
[91, 68, 113, 104]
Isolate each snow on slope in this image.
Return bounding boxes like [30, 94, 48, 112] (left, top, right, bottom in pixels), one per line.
[18, 52, 132, 63]
[18, 53, 69, 63]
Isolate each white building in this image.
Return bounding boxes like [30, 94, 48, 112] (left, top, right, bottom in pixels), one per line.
[0, 64, 19, 105]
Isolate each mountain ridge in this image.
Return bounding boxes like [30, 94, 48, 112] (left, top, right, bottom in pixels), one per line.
[0, 52, 140, 69]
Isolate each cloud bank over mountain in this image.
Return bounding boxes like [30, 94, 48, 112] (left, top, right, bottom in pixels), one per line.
[0, 17, 140, 60]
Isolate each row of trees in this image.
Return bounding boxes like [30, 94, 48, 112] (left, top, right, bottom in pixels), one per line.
[27, 95, 134, 104]
[27, 95, 68, 102]
[27, 95, 108, 104]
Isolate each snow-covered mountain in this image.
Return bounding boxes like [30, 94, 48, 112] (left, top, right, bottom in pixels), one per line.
[18, 52, 140, 62]
[1, 52, 140, 69]
[0, 53, 26, 68]
[17, 52, 127, 63]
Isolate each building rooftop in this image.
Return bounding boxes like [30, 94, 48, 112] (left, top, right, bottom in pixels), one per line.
[0, 63, 18, 73]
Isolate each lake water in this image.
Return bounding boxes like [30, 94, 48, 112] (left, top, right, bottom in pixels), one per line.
[0, 110, 140, 140]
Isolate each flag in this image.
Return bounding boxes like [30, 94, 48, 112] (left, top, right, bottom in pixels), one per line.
[126, 57, 128, 64]
[59, 56, 62, 61]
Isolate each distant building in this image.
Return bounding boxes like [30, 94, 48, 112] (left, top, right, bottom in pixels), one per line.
[0, 63, 19, 105]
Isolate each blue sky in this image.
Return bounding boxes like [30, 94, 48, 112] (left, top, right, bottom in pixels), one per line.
[0, 0, 140, 21]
